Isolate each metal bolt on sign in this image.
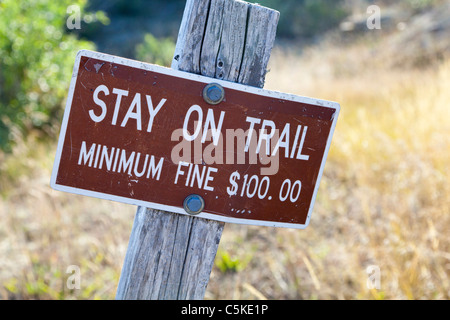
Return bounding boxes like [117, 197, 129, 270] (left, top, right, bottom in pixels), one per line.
[183, 194, 205, 215]
[203, 83, 225, 105]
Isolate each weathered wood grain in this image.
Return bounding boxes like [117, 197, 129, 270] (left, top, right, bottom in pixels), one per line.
[171, 0, 210, 74]
[199, 0, 226, 78]
[238, 4, 279, 87]
[214, 0, 249, 82]
[116, 0, 279, 300]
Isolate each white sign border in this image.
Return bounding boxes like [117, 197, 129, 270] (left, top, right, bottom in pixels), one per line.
[50, 50, 340, 229]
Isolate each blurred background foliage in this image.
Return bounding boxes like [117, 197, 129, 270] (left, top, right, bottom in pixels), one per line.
[0, 0, 354, 153]
[135, 33, 176, 67]
[0, 0, 103, 152]
[255, 0, 348, 39]
[1, 0, 448, 154]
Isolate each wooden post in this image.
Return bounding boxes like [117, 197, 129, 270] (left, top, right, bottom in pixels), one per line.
[116, 0, 279, 300]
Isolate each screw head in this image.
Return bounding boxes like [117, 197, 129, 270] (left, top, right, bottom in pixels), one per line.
[183, 194, 205, 215]
[203, 83, 225, 105]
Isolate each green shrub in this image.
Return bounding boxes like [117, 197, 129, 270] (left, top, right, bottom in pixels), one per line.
[135, 33, 175, 67]
[0, 0, 102, 152]
[215, 251, 247, 274]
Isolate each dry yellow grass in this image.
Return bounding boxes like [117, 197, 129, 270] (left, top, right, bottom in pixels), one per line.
[208, 40, 450, 300]
[1, 36, 449, 299]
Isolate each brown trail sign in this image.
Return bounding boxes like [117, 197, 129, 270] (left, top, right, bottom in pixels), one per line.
[51, 0, 339, 299]
[51, 50, 339, 228]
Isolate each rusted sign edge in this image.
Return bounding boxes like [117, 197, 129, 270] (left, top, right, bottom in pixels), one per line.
[50, 50, 340, 229]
